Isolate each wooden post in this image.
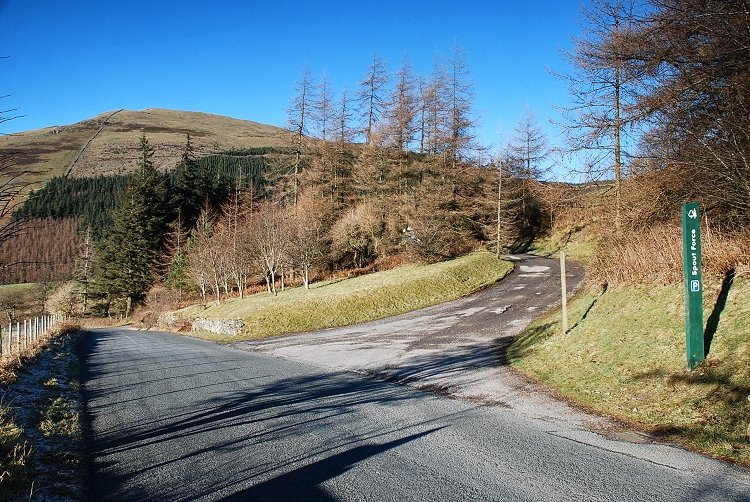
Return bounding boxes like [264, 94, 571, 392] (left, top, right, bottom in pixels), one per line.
[496, 160, 503, 258]
[561, 251, 569, 335]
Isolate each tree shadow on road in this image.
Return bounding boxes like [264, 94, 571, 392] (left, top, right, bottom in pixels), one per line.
[218, 428, 441, 502]
[79, 329, 453, 501]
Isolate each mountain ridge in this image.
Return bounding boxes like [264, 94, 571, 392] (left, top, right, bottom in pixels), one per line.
[0, 108, 290, 186]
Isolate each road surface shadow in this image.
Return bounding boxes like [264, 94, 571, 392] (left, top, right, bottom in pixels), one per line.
[358, 338, 519, 404]
[80, 330, 450, 501]
[219, 428, 441, 502]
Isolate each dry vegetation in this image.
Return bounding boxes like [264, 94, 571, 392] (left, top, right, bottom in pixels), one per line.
[0, 323, 82, 500]
[512, 179, 750, 466]
[0, 218, 82, 284]
[531, 180, 750, 287]
[592, 224, 750, 287]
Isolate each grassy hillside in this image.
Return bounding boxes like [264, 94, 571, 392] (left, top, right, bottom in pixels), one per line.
[0, 283, 41, 321]
[0, 283, 37, 296]
[510, 273, 750, 466]
[171, 251, 513, 342]
[0, 108, 290, 195]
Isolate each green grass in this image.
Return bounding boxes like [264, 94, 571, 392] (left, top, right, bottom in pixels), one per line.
[36, 397, 78, 439]
[510, 275, 750, 466]
[529, 222, 599, 264]
[0, 283, 36, 295]
[174, 251, 513, 342]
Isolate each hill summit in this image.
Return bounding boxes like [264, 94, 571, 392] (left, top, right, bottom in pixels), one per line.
[0, 108, 290, 179]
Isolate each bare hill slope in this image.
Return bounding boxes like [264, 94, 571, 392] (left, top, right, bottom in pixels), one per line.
[0, 108, 290, 183]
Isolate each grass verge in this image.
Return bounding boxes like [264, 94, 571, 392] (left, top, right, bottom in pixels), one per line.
[0, 323, 83, 501]
[509, 275, 750, 466]
[173, 251, 513, 342]
[0, 284, 37, 296]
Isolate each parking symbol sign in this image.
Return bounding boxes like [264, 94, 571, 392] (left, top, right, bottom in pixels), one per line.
[690, 280, 700, 292]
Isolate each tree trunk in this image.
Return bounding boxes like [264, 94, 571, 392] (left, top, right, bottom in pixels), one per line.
[613, 51, 622, 230]
[496, 161, 503, 258]
[213, 275, 221, 306]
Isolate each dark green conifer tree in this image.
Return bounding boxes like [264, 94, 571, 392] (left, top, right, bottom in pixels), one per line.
[96, 133, 168, 316]
[163, 214, 192, 304]
[171, 134, 208, 231]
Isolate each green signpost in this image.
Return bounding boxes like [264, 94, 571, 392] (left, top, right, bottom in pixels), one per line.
[681, 202, 704, 371]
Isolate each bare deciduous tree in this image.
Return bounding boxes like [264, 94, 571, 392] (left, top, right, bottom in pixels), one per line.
[247, 201, 287, 295]
[556, 0, 643, 226]
[357, 54, 390, 144]
[445, 46, 477, 168]
[0, 79, 31, 257]
[187, 208, 224, 305]
[386, 58, 419, 154]
[312, 72, 334, 142]
[286, 197, 325, 289]
[634, 0, 750, 226]
[287, 68, 317, 206]
[508, 109, 550, 231]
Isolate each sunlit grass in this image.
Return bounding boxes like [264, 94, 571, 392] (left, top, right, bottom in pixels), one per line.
[0, 283, 36, 295]
[529, 222, 599, 264]
[36, 397, 78, 439]
[175, 251, 513, 341]
[510, 276, 750, 466]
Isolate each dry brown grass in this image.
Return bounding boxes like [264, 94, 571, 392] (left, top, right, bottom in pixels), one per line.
[535, 181, 750, 287]
[0, 402, 31, 499]
[591, 224, 750, 287]
[0, 322, 82, 385]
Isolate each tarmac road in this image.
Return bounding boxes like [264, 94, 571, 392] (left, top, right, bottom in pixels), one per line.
[234, 254, 587, 415]
[81, 256, 750, 501]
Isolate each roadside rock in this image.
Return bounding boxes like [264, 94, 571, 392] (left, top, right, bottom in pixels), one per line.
[191, 318, 244, 336]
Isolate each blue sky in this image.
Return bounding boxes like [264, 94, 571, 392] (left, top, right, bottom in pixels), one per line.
[0, 0, 585, 164]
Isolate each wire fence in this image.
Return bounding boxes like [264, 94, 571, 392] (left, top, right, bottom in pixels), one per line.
[0, 314, 64, 358]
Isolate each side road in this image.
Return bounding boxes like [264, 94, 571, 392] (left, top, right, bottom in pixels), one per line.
[233, 255, 592, 424]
